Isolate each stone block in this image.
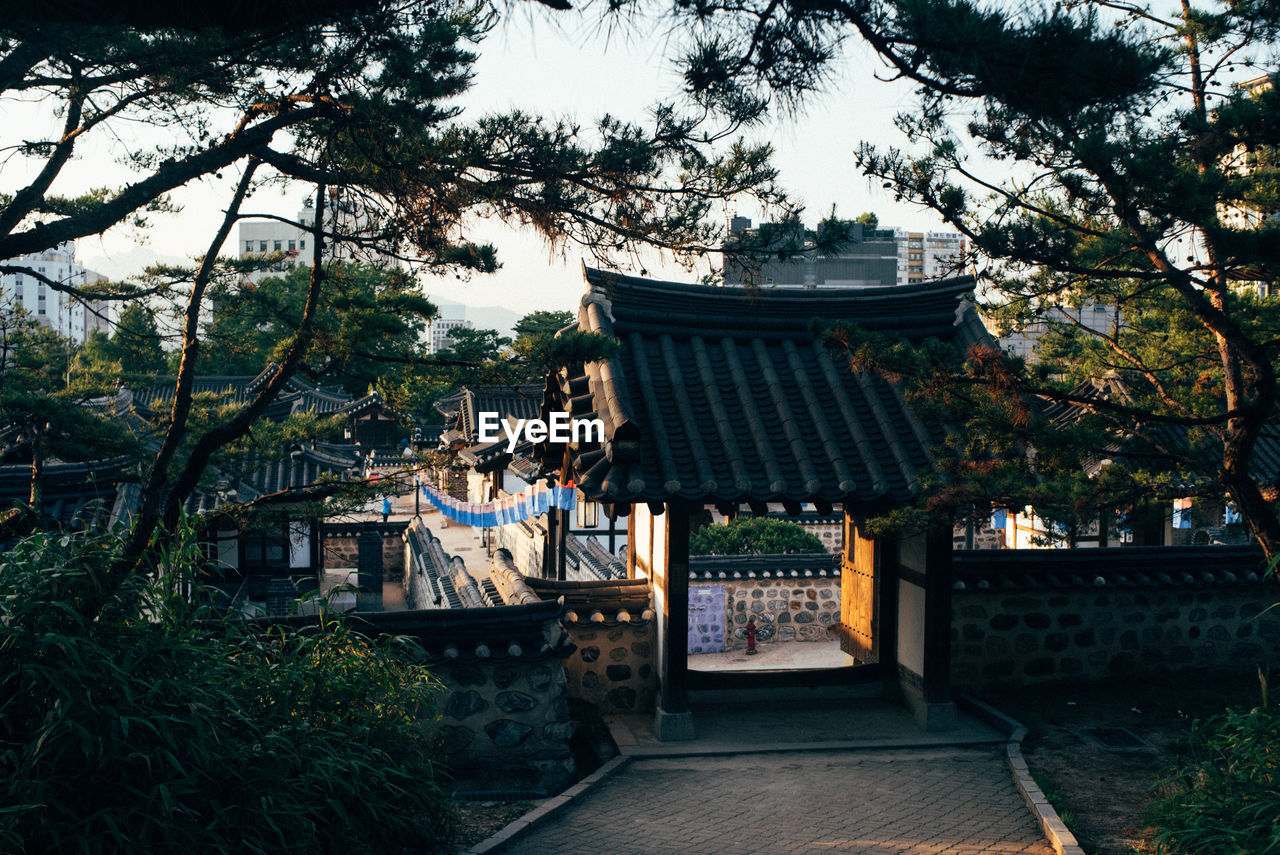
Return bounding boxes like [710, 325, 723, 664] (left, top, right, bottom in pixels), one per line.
[496, 691, 537, 713]
[605, 664, 633, 682]
[580, 646, 600, 663]
[990, 614, 1017, 631]
[445, 690, 489, 719]
[1044, 632, 1069, 652]
[631, 641, 651, 657]
[493, 666, 520, 689]
[1024, 613, 1051, 630]
[1057, 613, 1083, 628]
[485, 719, 534, 748]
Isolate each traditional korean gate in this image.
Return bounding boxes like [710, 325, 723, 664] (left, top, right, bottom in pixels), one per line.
[687, 585, 725, 654]
[839, 517, 880, 664]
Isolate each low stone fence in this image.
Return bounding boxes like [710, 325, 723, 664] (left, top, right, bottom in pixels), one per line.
[690, 553, 841, 651]
[951, 546, 1280, 691]
[527, 577, 657, 715]
[263, 604, 579, 794]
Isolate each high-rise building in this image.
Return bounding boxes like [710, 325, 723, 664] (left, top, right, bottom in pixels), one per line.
[427, 316, 472, 354]
[1, 241, 110, 343]
[236, 193, 396, 283]
[237, 200, 320, 284]
[723, 218, 900, 288]
[722, 217, 969, 289]
[894, 230, 969, 286]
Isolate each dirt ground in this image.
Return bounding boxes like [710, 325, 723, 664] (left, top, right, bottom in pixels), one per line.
[450, 800, 535, 849]
[980, 672, 1267, 855]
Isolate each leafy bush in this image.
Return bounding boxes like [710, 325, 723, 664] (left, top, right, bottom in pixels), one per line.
[1144, 672, 1280, 855]
[690, 516, 827, 555]
[0, 530, 456, 854]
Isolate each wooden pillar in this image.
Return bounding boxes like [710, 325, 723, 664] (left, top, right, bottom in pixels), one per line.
[654, 500, 694, 740]
[921, 526, 953, 708]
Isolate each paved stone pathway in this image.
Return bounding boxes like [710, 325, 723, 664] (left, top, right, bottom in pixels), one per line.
[501, 747, 1053, 855]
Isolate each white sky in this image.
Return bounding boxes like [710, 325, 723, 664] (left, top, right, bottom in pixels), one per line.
[4, 9, 958, 318]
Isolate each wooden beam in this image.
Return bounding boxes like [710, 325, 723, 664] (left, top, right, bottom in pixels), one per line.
[660, 500, 691, 714]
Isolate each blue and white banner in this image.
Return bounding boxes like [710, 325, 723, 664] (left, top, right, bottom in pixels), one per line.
[418, 477, 576, 528]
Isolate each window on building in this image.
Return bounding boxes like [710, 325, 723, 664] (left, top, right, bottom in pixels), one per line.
[245, 240, 254, 253]
[259, 240, 268, 252]
[299, 239, 306, 249]
[288, 240, 296, 251]
[274, 240, 282, 251]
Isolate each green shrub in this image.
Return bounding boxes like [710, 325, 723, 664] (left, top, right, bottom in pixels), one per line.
[1144, 672, 1280, 855]
[0, 529, 456, 854]
[690, 516, 828, 556]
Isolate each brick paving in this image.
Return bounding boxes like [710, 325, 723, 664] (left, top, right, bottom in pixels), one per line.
[501, 748, 1053, 855]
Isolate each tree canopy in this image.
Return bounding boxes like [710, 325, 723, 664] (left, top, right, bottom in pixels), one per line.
[0, 0, 789, 578]
[649, 0, 1280, 557]
[691, 516, 827, 555]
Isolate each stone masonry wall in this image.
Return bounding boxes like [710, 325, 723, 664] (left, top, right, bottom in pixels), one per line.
[713, 578, 841, 651]
[432, 659, 576, 794]
[561, 622, 657, 714]
[951, 585, 1280, 692]
[322, 534, 403, 580]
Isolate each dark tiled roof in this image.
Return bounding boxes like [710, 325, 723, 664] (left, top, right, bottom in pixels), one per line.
[131, 369, 386, 420]
[952, 545, 1275, 590]
[0, 457, 137, 544]
[553, 268, 985, 508]
[444, 384, 545, 443]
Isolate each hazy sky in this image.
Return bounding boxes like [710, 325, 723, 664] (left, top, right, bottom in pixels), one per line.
[8, 9, 952, 317]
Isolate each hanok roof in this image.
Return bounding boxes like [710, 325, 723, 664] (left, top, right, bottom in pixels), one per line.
[436, 383, 546, 473]
[552, 268, 986, 509]
[131, 369, 378, 421]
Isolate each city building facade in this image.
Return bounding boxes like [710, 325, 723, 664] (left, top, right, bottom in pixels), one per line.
[0, 241, 110, 343]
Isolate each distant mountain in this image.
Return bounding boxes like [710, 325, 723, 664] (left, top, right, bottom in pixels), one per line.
[430, 302, 523, 338]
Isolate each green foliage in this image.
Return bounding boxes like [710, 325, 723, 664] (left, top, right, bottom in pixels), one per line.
[1144, 672, 1280, 855]
[109, 303, 167, 376]
[0, 309, 137, 489]
[690, 515, 826, 555]
[0, 529, 456, 854]
[663, 0, 1280, 551]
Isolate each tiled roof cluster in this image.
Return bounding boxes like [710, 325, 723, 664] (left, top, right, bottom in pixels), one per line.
[437, 383, 546, 475]
[952, 545, 1276, 590]
[552, 268, 985, 510]
[0, 457, 136, 542]
[184, 443, 362, 515]
[132, 367, 386, 421]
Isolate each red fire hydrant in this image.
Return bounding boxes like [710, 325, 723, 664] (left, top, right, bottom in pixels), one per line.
[745, 616, 758, 655]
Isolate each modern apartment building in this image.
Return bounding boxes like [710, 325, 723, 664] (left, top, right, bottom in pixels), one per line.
[0, 242, 110, 343]
[427, 316, 473, 354]
[894, 230, 969, 286]
[997, 301, 1121, 363]
[722, 217, 901, 288]
[723, 216, 969, 289]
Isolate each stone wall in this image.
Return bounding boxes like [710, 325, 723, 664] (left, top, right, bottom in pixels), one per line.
[951, 584, 1280, 691]
[561, 621, 657, 714]
[709, 577, 841, 651]
[322, 531, 404, 579]
[432, 658, 576, 794]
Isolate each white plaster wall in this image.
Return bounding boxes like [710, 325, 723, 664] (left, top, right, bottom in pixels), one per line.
[897, 578, 926, 675]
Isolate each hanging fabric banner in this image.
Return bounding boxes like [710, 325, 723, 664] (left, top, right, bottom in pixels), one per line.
[419, 478, 576, 528]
